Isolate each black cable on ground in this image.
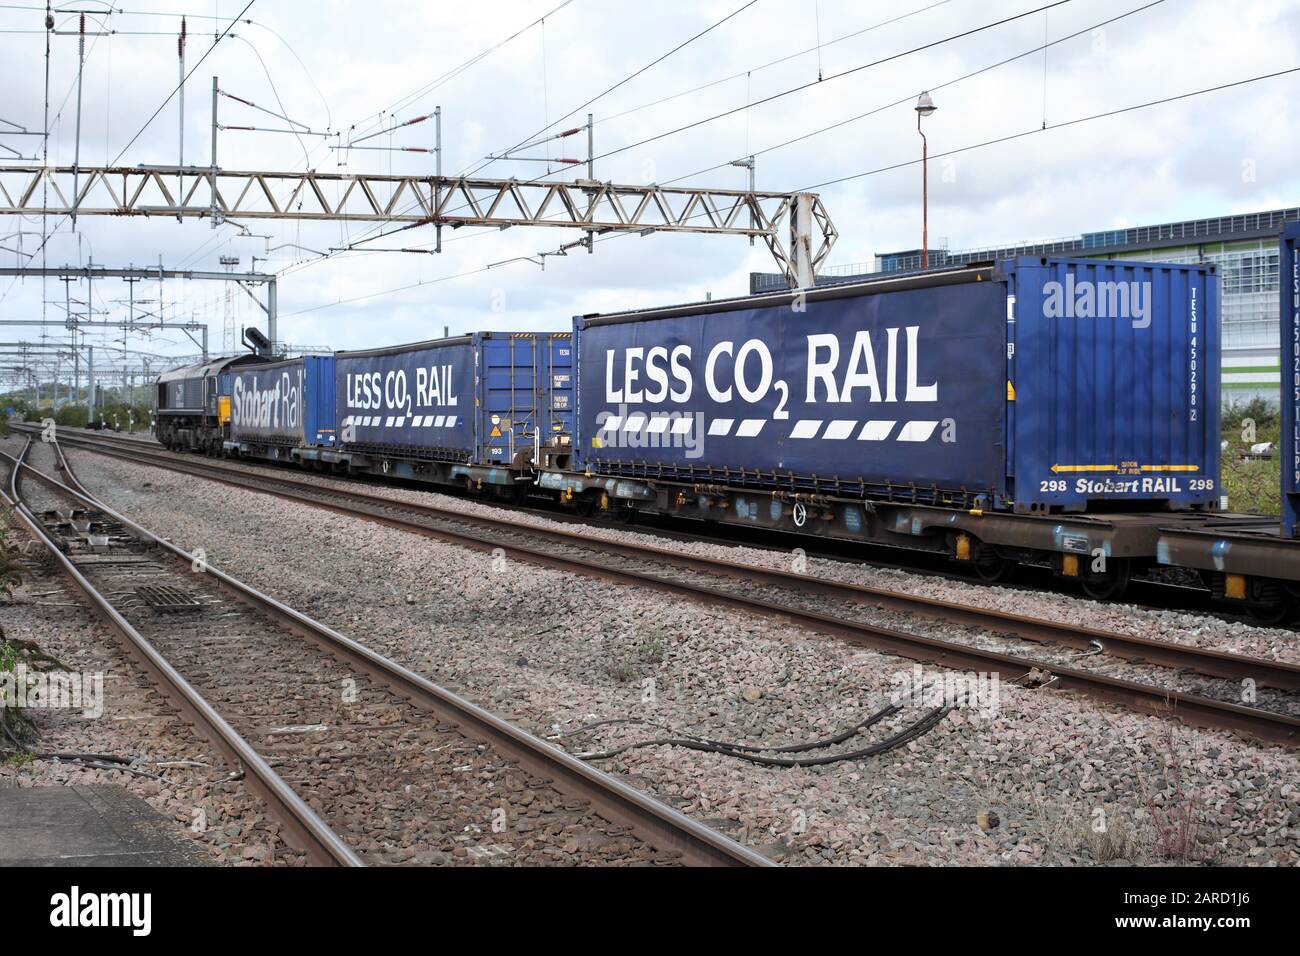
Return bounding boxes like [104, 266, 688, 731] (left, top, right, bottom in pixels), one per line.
[563, 703, 902, 755]
[577, 704, 952, 768]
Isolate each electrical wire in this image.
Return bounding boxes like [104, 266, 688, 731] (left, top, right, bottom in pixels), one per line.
[316, 0, 1074, 270]
[659, 0, 1167, 187]
[570, 0, 1074, 173]
[109, 0, 254, 164]
[597, 0, 953, 128]
[801, 65, 1300, 192]
[463, 0, 759, 179]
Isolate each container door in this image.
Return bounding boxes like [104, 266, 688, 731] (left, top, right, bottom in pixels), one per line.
[544, 333, 575, 444]
[479, 333, 541, 468]
[1008, 258, 1220, 512]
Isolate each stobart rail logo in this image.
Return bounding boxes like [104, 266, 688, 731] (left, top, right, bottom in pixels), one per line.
[1043, 275, 1152, 329]
[232, 368, 302, 430]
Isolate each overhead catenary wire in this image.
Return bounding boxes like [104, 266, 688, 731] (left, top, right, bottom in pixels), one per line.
[282, 0, 1063, 278]
[563, 0, 1075, 173]
[171, 1, 562, 282]
[800, 65, 1300, 192]
[462, 0, 760, 179]
[108, 0, 255, 164]
[296, 58, 1300, 317]
[4, 0, 256, 283]
[593, 0, 955, 128]
[659, 0, 1168, 187]
[281, 0, 764, 277]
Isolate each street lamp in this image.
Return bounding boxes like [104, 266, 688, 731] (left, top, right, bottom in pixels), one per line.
[915, 91, 937, 270]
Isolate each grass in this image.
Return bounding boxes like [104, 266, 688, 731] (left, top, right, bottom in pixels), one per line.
[605, 627, 667, 684]
[1221, 398, 1281, 515]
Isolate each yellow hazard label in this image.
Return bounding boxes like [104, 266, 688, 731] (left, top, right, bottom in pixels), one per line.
[490, 425, 502, 438]
[1006, 380, 1016, 401]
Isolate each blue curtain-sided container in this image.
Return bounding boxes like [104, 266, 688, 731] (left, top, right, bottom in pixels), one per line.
[334, 332, 573, 467]
[229, 355, 337, 446]
[574, 257, 1219, 514]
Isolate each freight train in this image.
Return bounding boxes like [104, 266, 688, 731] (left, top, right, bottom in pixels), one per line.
[152, 239, 1300, 623]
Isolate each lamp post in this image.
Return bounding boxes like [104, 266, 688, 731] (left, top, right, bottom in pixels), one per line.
[915, 91, 937, 270]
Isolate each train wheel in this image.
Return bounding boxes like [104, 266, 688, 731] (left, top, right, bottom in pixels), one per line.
[973, 552, 1015, 583]
[1246, 602, 1292, 627]
[1080, 559, 1131, 601]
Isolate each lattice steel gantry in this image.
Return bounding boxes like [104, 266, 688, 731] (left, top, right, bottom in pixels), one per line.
[0, 165, 838, 288]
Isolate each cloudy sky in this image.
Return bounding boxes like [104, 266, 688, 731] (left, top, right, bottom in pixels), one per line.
[0, 0, 1297, 371]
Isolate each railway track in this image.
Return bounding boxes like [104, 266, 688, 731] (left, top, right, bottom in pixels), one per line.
[0, 438, 771, 867]
[38, 428, 1300, 746]
[47, 426, 1227, 617]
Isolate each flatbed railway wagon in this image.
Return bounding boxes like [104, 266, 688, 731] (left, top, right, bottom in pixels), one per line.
[225, 355, 337, 463]
[560, 257, 1222, 600]
[329, 331, 574, 495]
[154, 354, 266, 454]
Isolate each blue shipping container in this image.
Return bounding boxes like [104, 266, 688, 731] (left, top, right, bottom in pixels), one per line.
[575, 257, 1219, 513]
[336, 337, 476, 460]
[478, 332, 574, 468]
[229, 355, 337, 446]
[335, 332, 573, 467]
[1283, 223, 1300, 536]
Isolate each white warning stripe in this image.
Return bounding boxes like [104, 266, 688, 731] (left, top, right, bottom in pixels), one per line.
[670, 417, 694, 435]
[411, 416, 424, 428]
[646, 416, 672, 434]
[394, 417, 406, 428]
[821, 420, 857, 441]
[623, 413, 647, 432]
[858, 420, 896, 441]
[897, 420, 940, 442]
[445, 416, 458, 428]
[708, 418, 734, 436]
[384, 417, 395, 427]
[602, 416, 622, 432]
[434, 416, 446, 427]
[790, 420, 823, 439]
[736, 419, 765, 438]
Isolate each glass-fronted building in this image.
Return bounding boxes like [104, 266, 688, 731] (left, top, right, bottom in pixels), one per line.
[750, 207, 1300, 406]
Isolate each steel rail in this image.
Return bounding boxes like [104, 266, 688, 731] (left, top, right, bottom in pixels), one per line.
[0, 440, 364, 867]
[41, 432, 1300, 746]
[47, 428, 1300, 692]
[23, 441, 772, 868]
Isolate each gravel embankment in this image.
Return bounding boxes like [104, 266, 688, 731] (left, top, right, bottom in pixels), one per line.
[53, 444, 1300, 865]
[85, 433, 1300, 667]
